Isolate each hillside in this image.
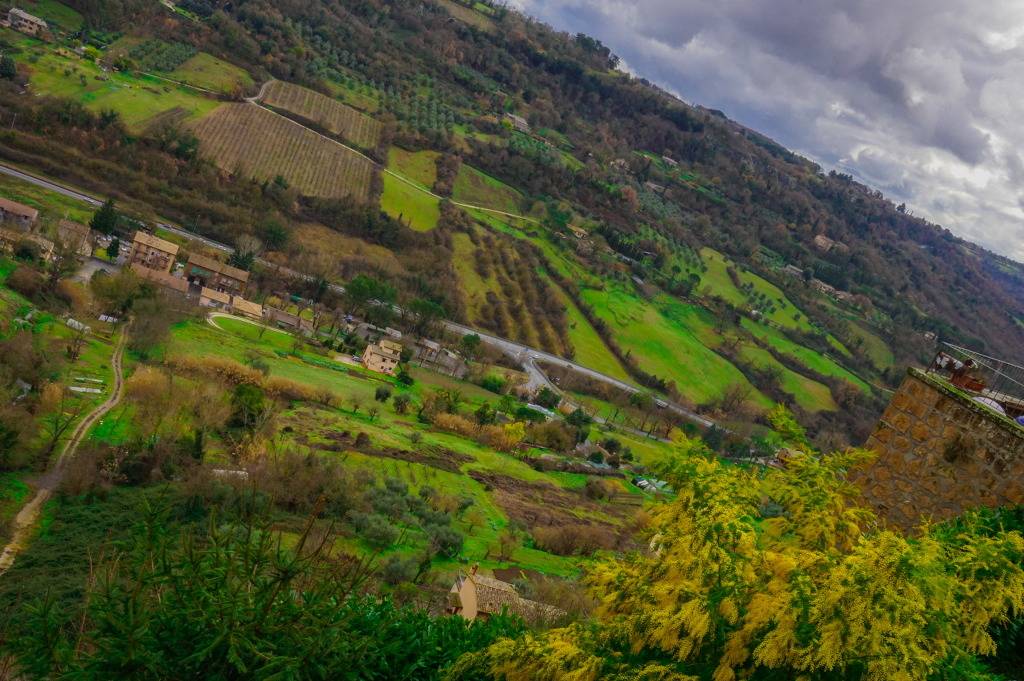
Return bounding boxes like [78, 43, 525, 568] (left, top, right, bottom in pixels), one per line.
[1, 0, 1022, 444]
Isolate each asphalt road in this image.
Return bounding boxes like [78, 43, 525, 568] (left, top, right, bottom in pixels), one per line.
[0, 162, 717, 431]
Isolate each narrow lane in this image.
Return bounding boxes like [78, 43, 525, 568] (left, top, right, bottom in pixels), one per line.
[0, 327, 129, 576]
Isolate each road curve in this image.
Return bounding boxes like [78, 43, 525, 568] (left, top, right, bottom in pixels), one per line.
[0, 326, 130, 577]
[0, 161, 716, 431]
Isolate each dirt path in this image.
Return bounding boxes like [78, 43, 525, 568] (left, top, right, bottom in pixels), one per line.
[0, 327, 130, 577]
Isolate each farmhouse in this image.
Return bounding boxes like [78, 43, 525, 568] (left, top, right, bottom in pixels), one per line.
[362, 339, 402, 376]
[57, 219, 92, 257]
[567, 224, 589, 239]
[0, 197, 39, 230]
[447, 566, 563, 624]
[185, 253, 249, 296]
[130, 231, 179, 274]
[504, 112, 530, 133]
[782, 264, 804, 278]
[812, 234, 849, 254]
[7, 8, 46, 35]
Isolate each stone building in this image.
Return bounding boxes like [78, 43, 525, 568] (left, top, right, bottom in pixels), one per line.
[0, 197, 39, 230]
[855, 368, 1024, 529]
[361, 339, 402, 376]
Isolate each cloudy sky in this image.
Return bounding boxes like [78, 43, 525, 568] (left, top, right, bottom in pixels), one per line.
[510, 0, 1024, 262]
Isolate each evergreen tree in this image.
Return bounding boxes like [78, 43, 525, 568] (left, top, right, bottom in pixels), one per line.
[89, 199, 119, 235]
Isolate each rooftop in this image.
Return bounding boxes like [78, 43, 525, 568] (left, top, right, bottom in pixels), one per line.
[9, 8, 47, 25]
[187, 252, 250, 283]
[0, 197, 39, 220]
[132, 231, 179, 255]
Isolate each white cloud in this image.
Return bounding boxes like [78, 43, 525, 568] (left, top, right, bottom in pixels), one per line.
[512, 0, 1024, 261]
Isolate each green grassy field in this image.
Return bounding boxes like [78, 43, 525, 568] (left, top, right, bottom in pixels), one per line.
[582, 282, 769, 408]
[168, 52, 254, 94]
[737, 344, 837, 412]
[18, 0, 83, 31]
[453, 164, 522, 213]
[21, 47, 220, 131]
[698, 248, 813, 332]
[388, 147, 439, 187]
[0, 171, 96, 225]
[0, 472, 32, 544]
[380, 173, 440, 231]
[848, 321, 895, 369]
[209, 315, 295, 352]
[741, 318, 872, 394]
[167, 316, 654, 576]
[541, 274, 632, 383]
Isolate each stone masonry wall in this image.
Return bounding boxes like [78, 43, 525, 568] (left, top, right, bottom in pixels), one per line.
[856, 368, 1024, 529]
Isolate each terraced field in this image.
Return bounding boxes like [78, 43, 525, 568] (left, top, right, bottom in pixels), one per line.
[453, 164, 523, 213]
[191, 104, 374, 201]
[262, 80, 382, 149]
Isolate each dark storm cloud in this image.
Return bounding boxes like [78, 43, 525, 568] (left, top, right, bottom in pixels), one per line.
[511, 0, 1024, 260]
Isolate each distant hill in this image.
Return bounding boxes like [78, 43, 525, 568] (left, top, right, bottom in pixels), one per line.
[4, 0, 1023, 443]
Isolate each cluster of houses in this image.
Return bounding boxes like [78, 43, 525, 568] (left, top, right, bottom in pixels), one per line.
[127, 230, 470, 379]
[0, 196, 94, 262]
[127, 231, 265, 319]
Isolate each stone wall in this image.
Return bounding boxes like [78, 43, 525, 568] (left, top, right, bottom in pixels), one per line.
[856, 368, 1024, 529]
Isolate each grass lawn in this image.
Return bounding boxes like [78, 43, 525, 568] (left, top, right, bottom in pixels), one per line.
[582, 282, 769, 408]
[699, 248, 813, 332]
[209, 315, 295, 352]
[540, 273, 632, 383]
[387, 147, 439, 188]
[380, 173, 440, 232]
[741, 318, 872, 394]
[0, 171, 96, 225]
[22, 47, 220, 131]
[453, 164, 523, 213]
[849, 321, 895, 369]
[0, 472, 32, 544]
[18, 0, 83, 31]
[737, 344, 837, 412]
[168, 52, 254, 94]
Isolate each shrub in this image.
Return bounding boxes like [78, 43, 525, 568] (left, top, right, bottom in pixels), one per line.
[375, 386, 392, 402]
[479, 375, 506, 394]
[393, 393, 412, 414]
[526, 421, 575, 451]
[531, 523, 616, 556]
[380, 555, 418, 585]
[432, 412, 477, 438]
[6, 266, 44, 299]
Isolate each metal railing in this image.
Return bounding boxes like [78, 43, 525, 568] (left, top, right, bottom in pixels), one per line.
[928, 343, 1024, 415]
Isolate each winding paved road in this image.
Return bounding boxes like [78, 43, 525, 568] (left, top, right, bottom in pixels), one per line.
[0, 162, 715, 430]
[0, 327, 129, 576]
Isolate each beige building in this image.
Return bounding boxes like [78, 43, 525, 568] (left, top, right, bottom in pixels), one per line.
[231, 296, 264, 321]
[362, 339, 402, 375]
[0, 197, 39, 230]
[185, 253, 249, 296]
[447, 566, 563, 623]
[7, 8, 47, 35]
[130, 231, 179, 273]
[199, 287, 231, 309]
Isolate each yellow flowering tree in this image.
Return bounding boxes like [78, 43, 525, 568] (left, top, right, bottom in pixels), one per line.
[447, 412, 1024, 681]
